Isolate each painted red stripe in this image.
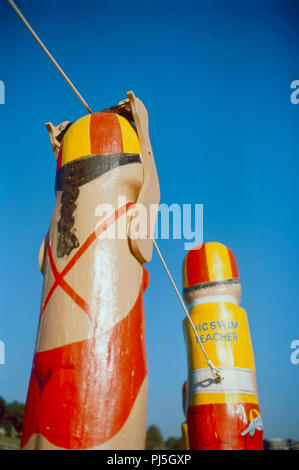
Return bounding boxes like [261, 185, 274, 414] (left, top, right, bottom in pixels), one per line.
[90, 112, 123, 155]
[21, 277, 147, 450]
[186, 244, 210, 287]
[56, 141, 63, 171]
[40, 280, 58, 317]
[59, 278, 91, 319]
[227, 247, 239, 279]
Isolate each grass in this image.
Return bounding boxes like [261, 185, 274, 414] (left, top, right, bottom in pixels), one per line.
[0, 435, 20, 449]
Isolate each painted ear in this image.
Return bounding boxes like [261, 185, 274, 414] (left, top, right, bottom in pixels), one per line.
[39, 231, 49, 275]
[45, 121, 72, 159]
[127, 91, 160, 264]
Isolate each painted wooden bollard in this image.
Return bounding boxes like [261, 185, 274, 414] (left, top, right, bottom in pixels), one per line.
[181, 381, 189, 450]
[21, 92, 160, 450]
[182, 242, 263, 450]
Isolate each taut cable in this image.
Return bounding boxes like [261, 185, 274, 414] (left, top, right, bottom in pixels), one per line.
[6, 0, 93, 114]
[153, 240, 221, 381]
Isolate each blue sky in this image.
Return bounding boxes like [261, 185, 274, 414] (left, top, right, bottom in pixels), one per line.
[0, 0, 298, 441]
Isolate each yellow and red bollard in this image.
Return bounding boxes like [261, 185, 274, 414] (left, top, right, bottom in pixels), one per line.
[182, 242, 263, 450]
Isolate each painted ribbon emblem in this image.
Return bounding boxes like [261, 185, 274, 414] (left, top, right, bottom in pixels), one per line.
[241, 409, 263, 437]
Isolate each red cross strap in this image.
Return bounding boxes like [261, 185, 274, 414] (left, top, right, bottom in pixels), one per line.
[40, 202, 134, 323]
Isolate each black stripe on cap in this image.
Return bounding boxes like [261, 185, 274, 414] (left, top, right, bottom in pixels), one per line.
[183, 278, 240, 296]
[55, 153, 142, 191]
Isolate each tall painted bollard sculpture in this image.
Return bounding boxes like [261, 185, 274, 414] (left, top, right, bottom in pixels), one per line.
[182, 242, 263, 450]
[21, 92, 160, 450]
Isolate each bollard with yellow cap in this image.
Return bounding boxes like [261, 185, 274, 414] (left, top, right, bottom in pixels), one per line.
[21, 93, 160, 450]
[182, 242, 263, 450]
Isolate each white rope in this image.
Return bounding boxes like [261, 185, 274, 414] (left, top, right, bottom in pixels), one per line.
[6, 0, 93, 114]
[153, 240, 221, 382]
[7, 0, 221, 382]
